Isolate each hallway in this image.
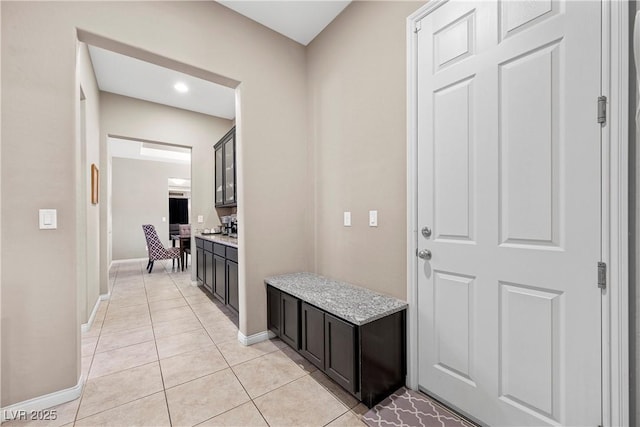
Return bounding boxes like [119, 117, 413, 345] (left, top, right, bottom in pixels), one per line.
[7, 261, 366, 426]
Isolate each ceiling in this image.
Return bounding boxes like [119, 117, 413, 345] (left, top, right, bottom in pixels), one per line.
[88, 46, 236, 119]
[217, 1, 351, 46]
[88, 2, 350, 119]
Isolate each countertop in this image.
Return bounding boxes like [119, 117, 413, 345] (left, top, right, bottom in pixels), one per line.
[195, 233, 238, 248]
[264, 272, 407, 326]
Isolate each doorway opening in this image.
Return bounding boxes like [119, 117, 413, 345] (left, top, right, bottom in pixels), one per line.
[78, 38, 238, 284]
[109, 137, 192, 266]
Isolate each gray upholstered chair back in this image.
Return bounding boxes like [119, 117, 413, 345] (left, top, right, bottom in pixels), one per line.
[179, 224, 191, 236]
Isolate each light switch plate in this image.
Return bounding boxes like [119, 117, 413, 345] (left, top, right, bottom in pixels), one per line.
[343, 211, 351, 227]
[369, 210, 378, 227]
[162, 217, 166, 222]
[39, 209, 57, 230]
[197, 215, 204, 223]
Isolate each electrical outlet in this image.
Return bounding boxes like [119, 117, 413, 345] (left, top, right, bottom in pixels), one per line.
[197, 215, 204, 223]
[344, 211, 351, 227]
[369, 210, 378, 227]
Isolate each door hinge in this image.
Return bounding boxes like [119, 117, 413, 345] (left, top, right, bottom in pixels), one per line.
[597, 262, 607, 290]
[597, 96, 607, 125]
[414, 21, 422, 33]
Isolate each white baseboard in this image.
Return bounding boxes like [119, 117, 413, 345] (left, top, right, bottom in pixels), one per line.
[111, 258, 148, 265]
[80, 293, 109, 333]
[1, 375, 84, 422]
[237, 330, 276, 346]
[81, 298, 101, 333]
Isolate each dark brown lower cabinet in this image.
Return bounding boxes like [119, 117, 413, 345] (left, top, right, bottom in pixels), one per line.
[213, 255, 226, 303]
[360, 310, 406, 407]
[267, 286, 281, 336]
[204, 251, 213, 293]
[325, 313, 358, 394]
[280, 293, 299, 349]
[301, 302, 325, 370]
[226, 260, 239, 313]
[266, 284, 405, 408]
[196, 245, 204, 284]
[195, 238, 240, 314]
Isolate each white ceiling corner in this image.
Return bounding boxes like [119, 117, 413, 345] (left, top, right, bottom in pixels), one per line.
[88, 2, 350, 119]
[217, 1, 351, 46]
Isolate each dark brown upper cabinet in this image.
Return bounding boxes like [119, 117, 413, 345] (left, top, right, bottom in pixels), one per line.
[214, 126, 236, 207]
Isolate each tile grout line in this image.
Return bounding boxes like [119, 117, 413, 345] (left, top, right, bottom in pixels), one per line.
[162, 260, 249, 426]
[88, 266, 154, 377]
[166, 263, 273, 426]
[73, 262, 121, 424]
[142, 260, 176, 427]
[72, 362, 164, 423]
[169, 265, 248, 425]
[75, 261, 169, 423]
[92, 336, 156, 356]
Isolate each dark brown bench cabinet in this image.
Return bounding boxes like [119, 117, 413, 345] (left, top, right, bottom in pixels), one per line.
[195, 237, 239, 313]
[265, 274, 407, 408]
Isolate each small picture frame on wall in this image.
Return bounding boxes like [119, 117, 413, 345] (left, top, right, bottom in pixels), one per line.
[91, 164, 99, 204]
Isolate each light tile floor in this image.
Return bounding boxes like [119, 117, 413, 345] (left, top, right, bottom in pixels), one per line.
[4, 260, 367, 427]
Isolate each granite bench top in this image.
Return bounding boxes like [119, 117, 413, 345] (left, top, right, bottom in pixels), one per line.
[195, 234, 238, 248]
[264, 272, 407, 326]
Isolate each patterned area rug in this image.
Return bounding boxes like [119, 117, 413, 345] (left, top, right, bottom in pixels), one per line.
[362, 387, 475, 427]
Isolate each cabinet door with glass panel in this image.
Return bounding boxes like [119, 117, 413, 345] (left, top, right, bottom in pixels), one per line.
[214, 127, 236, 207]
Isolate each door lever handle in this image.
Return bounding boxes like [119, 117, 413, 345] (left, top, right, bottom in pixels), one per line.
[417, 249, 432, 260]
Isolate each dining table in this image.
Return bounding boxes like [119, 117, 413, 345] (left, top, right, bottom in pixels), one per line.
[170, 234, 191, 271]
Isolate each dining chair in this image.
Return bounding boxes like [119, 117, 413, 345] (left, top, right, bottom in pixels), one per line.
[142, 224, 181, 273]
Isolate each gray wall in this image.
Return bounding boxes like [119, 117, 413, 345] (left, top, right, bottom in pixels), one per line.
[306, 1, 424, 300]
[112, 157, 190, 260]
[2, 1, 309, 407]
[76, 42, 101, 326]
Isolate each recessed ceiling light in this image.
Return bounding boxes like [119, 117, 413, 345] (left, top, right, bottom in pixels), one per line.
[174, 82, 189, 93]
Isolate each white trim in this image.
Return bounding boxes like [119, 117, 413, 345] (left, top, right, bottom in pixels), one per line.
[1, 375, 84, 422]
[81, 293, 109, 332]
[237, 330, 275, 346]
[405, 1, 630, 424]
[602, 1, 630, 426]
[406, 0, 448, 391]
[80, 298, 101, 333]
[111, 257, 148, 265]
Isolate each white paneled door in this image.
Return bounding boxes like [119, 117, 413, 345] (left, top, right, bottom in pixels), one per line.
[416, 1, 602, 426]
